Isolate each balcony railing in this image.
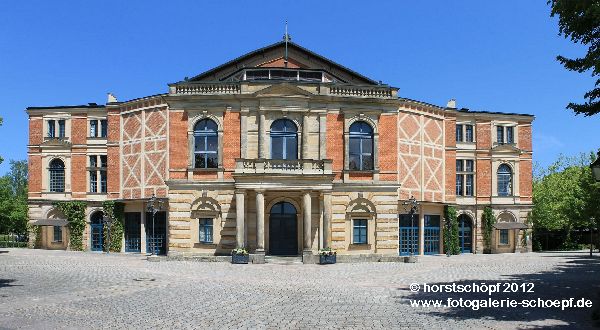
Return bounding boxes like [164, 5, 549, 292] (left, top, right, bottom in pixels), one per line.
[235, 159, 332, 175]
[328, 85, 395, 98]
[172, 83, 241, 95]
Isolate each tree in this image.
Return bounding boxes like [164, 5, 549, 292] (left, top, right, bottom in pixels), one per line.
[531, 153, 600, 246]
[550, 0, 600, 116]
[0, 160, 28, 235]
[444, 206, 460, 255]
[482, 207, 495, 253]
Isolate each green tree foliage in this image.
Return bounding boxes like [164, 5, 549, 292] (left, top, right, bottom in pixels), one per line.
[54, 201, 86, 251]
[0, 160, 28, 235]
[482, 206, 495, 253]
[549, 0, 600, 116]
[444, 205, 460, 255]
[531, 153, 600, 245]
[102, 201, 125, 252]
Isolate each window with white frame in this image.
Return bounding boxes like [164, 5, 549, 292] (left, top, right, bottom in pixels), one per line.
[199, 218, 213, 243]
[90, 119, 108, 138]
[193, 119, 218, 168]
[49, 159, 65, 192]
[47, 119, 66, 139]
[456, 159, 475, 196]
[352, 219, 368, 244]
[89, 155, 107, 193]
[456, 124, 474, 143]
[497, 164, 513, 197]
[349, 121, 374, 170]
[496, 125, 514, 144]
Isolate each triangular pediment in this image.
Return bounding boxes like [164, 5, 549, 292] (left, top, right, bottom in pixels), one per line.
[253, 83, 313, 97]
[185, 41, 378, 85]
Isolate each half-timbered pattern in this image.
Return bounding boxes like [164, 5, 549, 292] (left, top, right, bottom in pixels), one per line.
[26, 41, 534, 258]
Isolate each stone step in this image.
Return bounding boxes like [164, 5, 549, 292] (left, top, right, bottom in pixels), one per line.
[264, 256, 303, 265]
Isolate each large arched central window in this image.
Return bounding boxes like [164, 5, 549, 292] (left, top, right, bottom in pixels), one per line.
[349, 121, 374, 170]
[193, 119, 218, 168]
[49, 159, 65, 192]
[497, 164, 513, 196]
[270, 119, 297, 160]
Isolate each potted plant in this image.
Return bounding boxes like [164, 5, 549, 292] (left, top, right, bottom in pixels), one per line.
[231, 248, 249, 264]
[318, 247, 336, 264]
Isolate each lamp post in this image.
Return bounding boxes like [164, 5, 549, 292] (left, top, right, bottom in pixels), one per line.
[103, 215, 113, 254]
[590, 217, 595, 258]
[146, 194, 163, 256]
[403, 196, 420, 257]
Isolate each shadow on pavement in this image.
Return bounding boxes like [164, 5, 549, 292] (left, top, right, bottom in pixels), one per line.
[0, 279, 20, 289]
[400, 255, 600, 328]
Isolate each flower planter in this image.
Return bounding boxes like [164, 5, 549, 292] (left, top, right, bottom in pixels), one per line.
[319, 254, 336, 265]
[231, 254, 249, 264]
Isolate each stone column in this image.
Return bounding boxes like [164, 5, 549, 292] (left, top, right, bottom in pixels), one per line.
[140, 209, 147, 254]
[302, 114, 309, 159]
[303, 191, 312, 252]
[258, 111, 266, 159]
[255, 190, 265, 252]
[235, 190, 245, 248]
[322, 192, 332, 249]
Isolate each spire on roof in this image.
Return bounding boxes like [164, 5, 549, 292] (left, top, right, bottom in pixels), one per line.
[283, 21, 291, 68]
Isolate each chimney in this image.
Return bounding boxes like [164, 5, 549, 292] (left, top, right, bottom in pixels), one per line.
[107, 93, 118, 104]
[447, 99, 456, 108]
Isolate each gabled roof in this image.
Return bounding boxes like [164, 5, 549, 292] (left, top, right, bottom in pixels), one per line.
[185, 41, 380, 85]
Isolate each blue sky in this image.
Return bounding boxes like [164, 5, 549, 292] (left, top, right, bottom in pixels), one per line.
[0, 1, 597, 175]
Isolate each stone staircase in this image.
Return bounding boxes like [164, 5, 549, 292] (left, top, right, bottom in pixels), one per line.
[264, 256, 303, 265]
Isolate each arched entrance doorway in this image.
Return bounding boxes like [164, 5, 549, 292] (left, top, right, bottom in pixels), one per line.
[269, 202, 298, 256]
[458, 214, 473, 253]
[90, 211, 104, 252]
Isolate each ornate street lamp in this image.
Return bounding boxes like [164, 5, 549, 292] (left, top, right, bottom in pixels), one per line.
[146, 194, 163, 256]
[102, 215, 113, 254]
[591, 151, 600, 182]
[402, 196, 420, 258]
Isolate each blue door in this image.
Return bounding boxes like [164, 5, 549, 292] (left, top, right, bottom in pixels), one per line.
[458, 214, 473, 253]
[146, 211, 167, 255]
[399, 214, 419, 256]
[424, 215, 440, 255]
[90, 212, 104, 252]
[125, 212, 141, 253]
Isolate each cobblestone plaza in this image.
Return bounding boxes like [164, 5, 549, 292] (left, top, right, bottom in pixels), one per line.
[1, 249, 597, 329]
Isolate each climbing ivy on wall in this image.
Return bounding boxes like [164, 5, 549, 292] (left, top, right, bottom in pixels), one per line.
[482, 206, 496, 253]
[444, 205, 460, 255]
[54, 201, 86, 251]
[102, 201, 125, 252]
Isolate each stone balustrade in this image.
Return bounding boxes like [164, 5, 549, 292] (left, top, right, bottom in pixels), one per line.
[235, 158, 332, 175]
[328, 85, 395, 99]
[171, 83, 241, 95]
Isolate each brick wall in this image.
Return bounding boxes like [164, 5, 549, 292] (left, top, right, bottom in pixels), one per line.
[222, 110, 240, 179]
[71, 153, 87, 198]
[327, 113, 344, 180]
[476, 121, 491, 149]
[28, 154, 42, 198]
[518, 123, 532, 152]
[519, 156, 533, 202]
[476, 159, 491, 203]
[107, 108, 120, 199]
[29, 116, 43, 145]
[168, 111, 188, 178]
[378, 114, 397, 181]
[70, 114, 87, 145]
[445, 118, 456, 202]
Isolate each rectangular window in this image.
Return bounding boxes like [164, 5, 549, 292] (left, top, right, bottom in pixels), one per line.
[48, 120, 55, 138]
[352, 219, 368, 244]
[497, 126, 504, 144]
[100, 120, 108, 138]
[90, 171, 97, 193]
[90, 120, 98, 137]
[89, 155, 97, 168]
[100, 155, 107, 168]
[456, 124, 463, 142]
[456, 159, 475, 197]
[53, 226, 62, 242]
[100, 171, 107, 193]
[499, 229, 509, 245]
[199, 218, 213, 243]
[58, 120, 65, 138]
[506, 126, 514, 144]
[465, 125, 474, 142]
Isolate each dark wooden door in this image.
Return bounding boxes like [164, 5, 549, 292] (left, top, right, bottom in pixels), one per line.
[269, 202, 298, 256]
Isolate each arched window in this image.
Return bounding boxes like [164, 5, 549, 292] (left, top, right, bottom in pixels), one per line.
[193, 119, 218, 168]
[349, 121, 374, 170]
[497, 164, 512, 196]
[270, 119, 297, 160]
[49, 159, 65, 192]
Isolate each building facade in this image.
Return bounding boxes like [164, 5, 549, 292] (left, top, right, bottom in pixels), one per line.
[27, 41, 533, 260]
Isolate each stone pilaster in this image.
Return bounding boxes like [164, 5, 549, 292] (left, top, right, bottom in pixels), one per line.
[235, 190, 246, 248]
[255, 190, 265, 252]
[258, 111, 266, 159]
[322, 192, 332, 249]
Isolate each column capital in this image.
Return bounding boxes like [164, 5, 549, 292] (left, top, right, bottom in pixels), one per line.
[255, 189, 265, 194]
[235, 189, 246, 195]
